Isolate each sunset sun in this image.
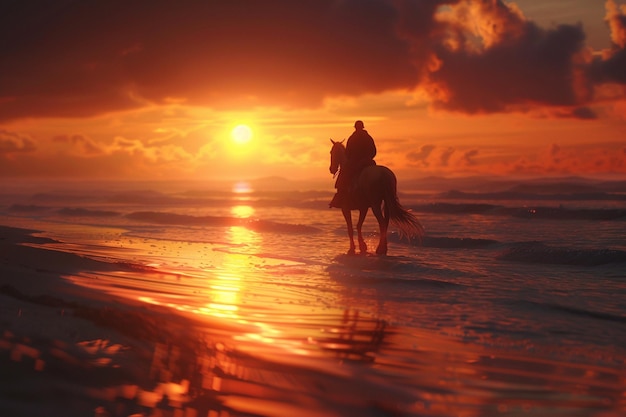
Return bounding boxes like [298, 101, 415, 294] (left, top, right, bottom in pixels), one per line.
[231, 124, 253, 145]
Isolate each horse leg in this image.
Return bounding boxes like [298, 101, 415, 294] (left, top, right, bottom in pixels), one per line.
[356, 208, 368, 254]
[342, 208, 356, 255]
[371, 203, 389, 255]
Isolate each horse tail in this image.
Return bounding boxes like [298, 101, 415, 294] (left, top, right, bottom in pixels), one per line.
[382, 169, 424, 242]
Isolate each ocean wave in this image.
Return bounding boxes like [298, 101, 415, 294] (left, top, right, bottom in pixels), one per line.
[508, 207, 626, 220]
[496, 242, 626, 266]
[8, 204, 51, 213]
[436, 189, 626, 201]
[412, 202, 501, 214]
[57, 207, 121, 217]
[529, 301, 626, 324]
[389, 232, 499, 249]
[126, 211, 321, 234]
[31, 192, 96, 203]
[408, 203, 626, 221]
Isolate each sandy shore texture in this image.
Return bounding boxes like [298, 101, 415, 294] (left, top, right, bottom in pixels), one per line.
[2, 226, 406, 417]
[0, 226, 209, 417]
[2, 225, 624, 417]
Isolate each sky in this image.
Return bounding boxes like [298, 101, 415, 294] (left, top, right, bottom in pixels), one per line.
[0, 0, 625, 185]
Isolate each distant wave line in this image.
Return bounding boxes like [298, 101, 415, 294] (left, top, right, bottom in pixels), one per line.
[408, 203, 626, 221]
[125, 211, 321, 234]
[496, 242, 626, 266]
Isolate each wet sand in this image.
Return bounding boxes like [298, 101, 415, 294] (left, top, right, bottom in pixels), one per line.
[0, 226, 415, 417]
[1, 225, 624, 417]
[0, 226, 202, 417]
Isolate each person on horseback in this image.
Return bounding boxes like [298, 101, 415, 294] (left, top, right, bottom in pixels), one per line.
[329, 120, 377, 208]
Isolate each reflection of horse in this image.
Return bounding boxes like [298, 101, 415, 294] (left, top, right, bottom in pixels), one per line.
[329, 139, 424, 255]
[316, 309, 387, 363]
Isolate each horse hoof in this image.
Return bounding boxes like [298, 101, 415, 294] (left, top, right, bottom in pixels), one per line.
[347, 249, 356, 255]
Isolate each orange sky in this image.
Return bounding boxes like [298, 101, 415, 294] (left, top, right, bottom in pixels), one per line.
[1, 0, 625, 184]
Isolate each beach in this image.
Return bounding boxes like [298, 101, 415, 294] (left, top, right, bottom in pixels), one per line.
[1, 179, 625, 417]
[3, 1, 626, 415]
[0, 226, 181, 416]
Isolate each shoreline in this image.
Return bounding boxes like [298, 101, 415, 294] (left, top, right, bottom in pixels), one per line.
[0, 225, 202, 417]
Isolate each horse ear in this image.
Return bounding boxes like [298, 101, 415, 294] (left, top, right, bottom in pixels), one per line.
[340, 139, 345, 144]
[330, 138, 336, 144]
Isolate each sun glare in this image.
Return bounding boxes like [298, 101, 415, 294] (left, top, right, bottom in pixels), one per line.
[231, 124, 253, 145]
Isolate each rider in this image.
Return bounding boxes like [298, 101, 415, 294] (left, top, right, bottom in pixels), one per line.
[330, 120, 377, 208]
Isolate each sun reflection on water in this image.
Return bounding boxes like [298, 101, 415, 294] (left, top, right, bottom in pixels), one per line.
[199, 208, 259, 321]
[230, 204, 254, 218]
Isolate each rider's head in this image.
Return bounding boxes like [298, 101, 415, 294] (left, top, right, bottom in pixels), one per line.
[354, 120, 364, 130]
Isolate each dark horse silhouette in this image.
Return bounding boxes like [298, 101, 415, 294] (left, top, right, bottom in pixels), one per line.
[329, 139, 424, 255]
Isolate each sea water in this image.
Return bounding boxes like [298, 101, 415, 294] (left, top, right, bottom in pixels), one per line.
[1, 179, 625, 416]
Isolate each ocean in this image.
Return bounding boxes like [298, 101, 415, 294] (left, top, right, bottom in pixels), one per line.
[1, 178, 625, 416]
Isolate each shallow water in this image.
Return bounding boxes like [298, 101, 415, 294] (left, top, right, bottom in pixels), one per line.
[1, 182, 625, 416]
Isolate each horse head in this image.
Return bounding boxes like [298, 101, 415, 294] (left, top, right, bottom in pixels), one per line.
[329, 138, 346, 176]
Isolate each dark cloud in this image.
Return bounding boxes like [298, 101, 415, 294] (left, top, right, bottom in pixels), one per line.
[0, 0, 417, 120]
[590, 42, 626, 85]
[417, 1, 590, 113]
[589, 0, 626, 84]
[554, 106, 598, 120]
[0, 0, 624, 121]
[592, 48, 626, 84]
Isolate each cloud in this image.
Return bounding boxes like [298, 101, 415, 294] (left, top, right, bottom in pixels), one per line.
[492, 143, 626, 175]
[0, 132, 199, 178]
[606, 0, 626, 48]
[0, 0, 624, 122]
[405, 144, 478, 169]
[554, 106, 598, 119]
[589, 0, 626, 84]
[52, 134, 105, 156]
[0, 0, 418, 120]
[414, 1, 590, 113]
[0, 130, 36, 154]
[109, 136, 194, 165]
[406, 144, 436, 164]
[401, 141, 626, 176]
[410, 0, 624, 117]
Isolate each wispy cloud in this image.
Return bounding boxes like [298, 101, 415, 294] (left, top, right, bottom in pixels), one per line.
[0, 130, 36, 154]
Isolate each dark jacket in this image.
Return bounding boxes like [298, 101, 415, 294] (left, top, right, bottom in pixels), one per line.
[335, 129, 376, 192]
[345, 129, 376, 163]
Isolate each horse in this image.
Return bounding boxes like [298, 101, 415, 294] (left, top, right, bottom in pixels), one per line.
[329, 139, 424, 255]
